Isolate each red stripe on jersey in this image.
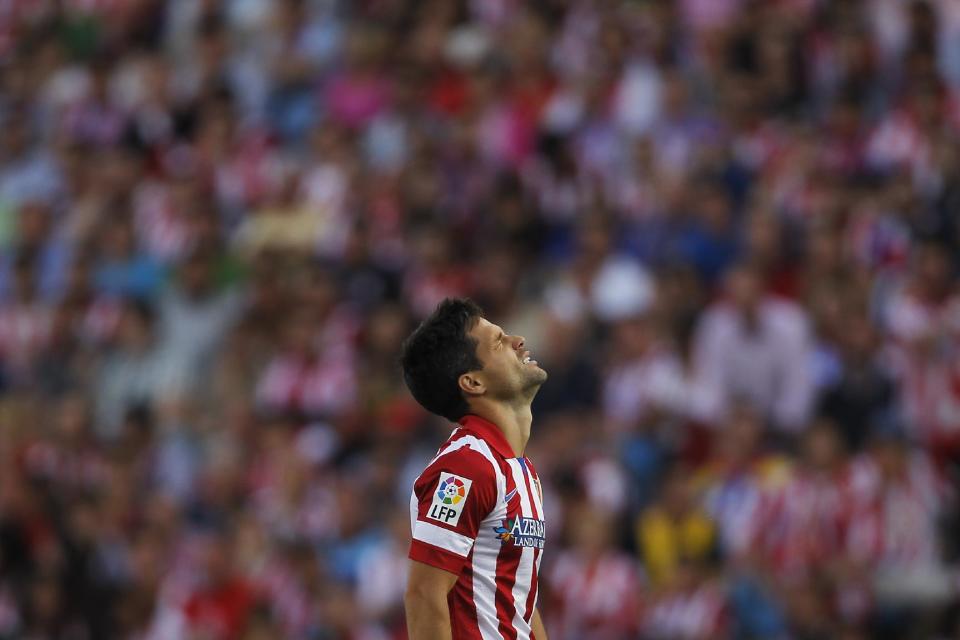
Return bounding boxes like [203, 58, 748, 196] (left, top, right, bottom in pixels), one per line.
[526, 547, 540, 632]
[451, 547, 482, 640]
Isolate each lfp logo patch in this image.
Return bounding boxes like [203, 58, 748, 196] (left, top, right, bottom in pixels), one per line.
[428, 474, 473, 526]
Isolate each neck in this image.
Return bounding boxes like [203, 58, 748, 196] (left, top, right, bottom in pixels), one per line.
[469, 398, 534, 457]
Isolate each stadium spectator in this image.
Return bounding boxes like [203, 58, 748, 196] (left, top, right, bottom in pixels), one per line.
[693, 262, 816, 432]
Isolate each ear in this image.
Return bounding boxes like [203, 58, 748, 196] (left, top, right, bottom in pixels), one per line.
[458, 372, 485, 397]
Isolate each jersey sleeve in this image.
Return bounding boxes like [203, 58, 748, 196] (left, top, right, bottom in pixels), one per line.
[409, 447, 498, 575]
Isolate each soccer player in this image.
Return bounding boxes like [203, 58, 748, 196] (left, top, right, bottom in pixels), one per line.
[401, 298, 549, 640]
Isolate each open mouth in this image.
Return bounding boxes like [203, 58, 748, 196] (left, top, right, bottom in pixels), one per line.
[521, 351, 537, 366]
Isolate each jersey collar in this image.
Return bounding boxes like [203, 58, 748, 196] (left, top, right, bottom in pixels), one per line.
[458, 414, 518, 459]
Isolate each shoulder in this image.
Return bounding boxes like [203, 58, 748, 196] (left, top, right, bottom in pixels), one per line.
[414, 429, 503, 493]
[762, 298, 809, 334]
[697, 303, 737, 335]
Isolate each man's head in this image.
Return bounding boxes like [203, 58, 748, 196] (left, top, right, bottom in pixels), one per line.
[400, 298, 547, 422]
[725, 262, 763, 312]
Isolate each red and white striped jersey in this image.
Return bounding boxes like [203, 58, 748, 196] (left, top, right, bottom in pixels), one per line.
[844, 450, 948, 569]
[753, 466, 852, 580]
[409, 414, 546, 640]
[547, 551, 642, 639]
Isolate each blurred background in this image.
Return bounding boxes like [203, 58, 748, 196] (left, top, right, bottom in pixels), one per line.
[0, 0, 959, 638]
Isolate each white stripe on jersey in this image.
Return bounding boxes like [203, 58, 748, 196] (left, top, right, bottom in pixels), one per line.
[409, 491, 420, 549]
[506, 459, 535, 639]
[412, 521, 475, 557]
[472, 499, 506, 640]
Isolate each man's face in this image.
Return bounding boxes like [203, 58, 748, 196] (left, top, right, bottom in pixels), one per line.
[728, 266, 761, 311]
[468, 317, 547, 401]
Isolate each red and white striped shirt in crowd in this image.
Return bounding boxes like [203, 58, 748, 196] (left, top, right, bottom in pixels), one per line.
[255, 309, 359, 418]
[643, 581, 727, 639]
[753, 466, 852, 580]
[22, 439, 109, 492]
[844, 450, 948, 569]
[409, 414, 546, 640]
[547, 550, 642, 639]
[132, 181, 193, 264]
[884, 288, 960, 452]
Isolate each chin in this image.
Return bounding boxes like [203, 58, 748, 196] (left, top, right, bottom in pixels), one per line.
[528, 366, 548, 385]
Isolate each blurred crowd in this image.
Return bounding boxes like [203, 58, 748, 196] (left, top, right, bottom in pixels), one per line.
[1, 0, 960, 638]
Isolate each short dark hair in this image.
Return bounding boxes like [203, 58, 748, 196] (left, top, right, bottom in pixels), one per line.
[400, 298, 484, 422]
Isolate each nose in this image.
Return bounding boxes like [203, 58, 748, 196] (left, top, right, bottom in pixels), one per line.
[512, 335, 525, 351]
